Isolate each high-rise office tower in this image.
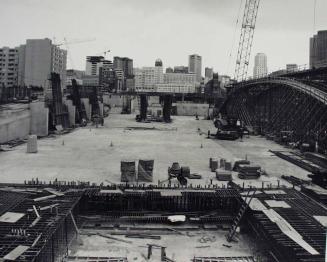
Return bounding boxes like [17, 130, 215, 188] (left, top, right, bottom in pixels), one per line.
[253, 53, 267, 78]
[188, 54, 202, 82]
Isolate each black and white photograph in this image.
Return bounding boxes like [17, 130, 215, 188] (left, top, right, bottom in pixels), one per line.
[0, 0, 327, 261]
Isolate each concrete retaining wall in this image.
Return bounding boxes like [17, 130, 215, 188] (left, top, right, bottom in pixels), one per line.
[0, 107, 31, 143]
[176, 102, 209, 117]
[103, 94, 124, 107]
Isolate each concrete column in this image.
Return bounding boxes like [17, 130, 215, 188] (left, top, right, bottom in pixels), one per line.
[81, 98, 92, 121]
[30, 101, 48, 137]
[63, 99, 76, 127]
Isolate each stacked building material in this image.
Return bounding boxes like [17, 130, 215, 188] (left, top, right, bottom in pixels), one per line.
[210, 159, 218, 172]
[138, 160, 154, 182]
[238, 165, 261, 179]
[304, 152, 327, 169]
[233, 160, 250, 171]
[121, 161, 136, 182]
[216, 169, 232, 181]
[220, 158, 226, 169]
[224, 161, 232, 171]
[26, 135, 38, 153]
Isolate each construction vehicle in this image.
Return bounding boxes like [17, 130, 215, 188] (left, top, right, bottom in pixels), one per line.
[211, 117, 244, 140]
[159, 163, 201, 186]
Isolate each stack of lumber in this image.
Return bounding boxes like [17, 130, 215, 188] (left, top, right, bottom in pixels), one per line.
[233, 160, 250, 171]
[216, 169, 232, 181]
[238, 165, 261, 179]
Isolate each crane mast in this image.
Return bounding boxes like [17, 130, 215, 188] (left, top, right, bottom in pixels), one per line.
[234, 0, 260, 82]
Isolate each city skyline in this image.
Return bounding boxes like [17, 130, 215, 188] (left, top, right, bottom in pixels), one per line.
[2, 0, 327, 76]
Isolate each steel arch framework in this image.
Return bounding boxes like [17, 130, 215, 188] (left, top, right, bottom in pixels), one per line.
[221, 77, 327, 152]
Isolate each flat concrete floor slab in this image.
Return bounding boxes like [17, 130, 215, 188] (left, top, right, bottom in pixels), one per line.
[70, 229, 254, 261]
[0, 114, 309, 187]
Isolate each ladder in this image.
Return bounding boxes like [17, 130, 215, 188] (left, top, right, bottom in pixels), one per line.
[226, 188, 257, 242]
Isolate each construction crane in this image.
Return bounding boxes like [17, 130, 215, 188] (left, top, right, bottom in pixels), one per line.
[234, 0, 261, 82]
[95, 49, 111, 59]
[54, 37, 96, 47]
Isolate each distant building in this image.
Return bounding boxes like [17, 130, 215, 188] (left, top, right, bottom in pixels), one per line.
[85, 56, 105, 76]
[269, 69, 287, 77]
[286, 64, 298, 73]
[99, 61, 114, 91]
[218, 75, 231, 88]
[142, 66, 164, 91]
[204, 73, 224, 98]
[66, 69, 85, 86]
[113, 57, 133, 77]
[133, 68, 144, 90]
[114, 69, 125, 92]
[17, 38, 67, 91]
[174, 66, 188, 74]
[1, 39, 67, 90]
[134, 59, 164, 92]
[164, 73, 196, 86]
[188, 54, 202, 82]
[0, 47, 19, 87]
[113, 56, 134, 91]
[310, 30, 327, 69]
[166, 67, 173, 73]
[205, 67, 213, 79]
[204, 67, 213, 84]
[82, 75, 99, 86]
[156, 83, 195, 93]
[253, 53, 267, 78]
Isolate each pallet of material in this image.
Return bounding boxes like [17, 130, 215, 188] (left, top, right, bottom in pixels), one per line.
[216, 169, 232, 181]
[138, 159, 154, 182]
[121, 161, 136, 182]
[238, 165, 261, 179]
[233, 160, 250, 171]
[238, 171, 260, 179]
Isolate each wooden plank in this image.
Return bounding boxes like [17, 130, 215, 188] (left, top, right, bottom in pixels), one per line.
[33, 194, 57, 202]
[3, 245, 29, 260]
[44, 188, 64, 196]
[0, 212, 25, 223]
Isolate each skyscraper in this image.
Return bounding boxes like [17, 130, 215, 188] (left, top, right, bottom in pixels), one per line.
[310, 30, 327, 69]
[253, 53, 267, 78]
[188, 54, 202, 82]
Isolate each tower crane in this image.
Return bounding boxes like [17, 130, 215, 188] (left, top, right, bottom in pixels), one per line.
[234, 0, 261, 82]
[54, 37, 96, 69]
[54, 37, 96, 47]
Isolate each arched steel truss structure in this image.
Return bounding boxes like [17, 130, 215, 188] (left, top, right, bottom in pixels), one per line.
[221, 77, 327, 152]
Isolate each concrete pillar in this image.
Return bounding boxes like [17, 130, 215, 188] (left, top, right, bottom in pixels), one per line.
[63, 99, 76, 127]
[81, 98, 92, 121]
[30, 101, 48, 137]
[98, 102, 104, 117]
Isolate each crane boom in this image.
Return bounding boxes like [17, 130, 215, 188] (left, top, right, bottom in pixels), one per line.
[55, 37, 96, 46]
[234, 0, 260, 82]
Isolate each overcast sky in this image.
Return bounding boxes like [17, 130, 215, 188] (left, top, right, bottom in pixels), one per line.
[1, 0, 326, 76]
